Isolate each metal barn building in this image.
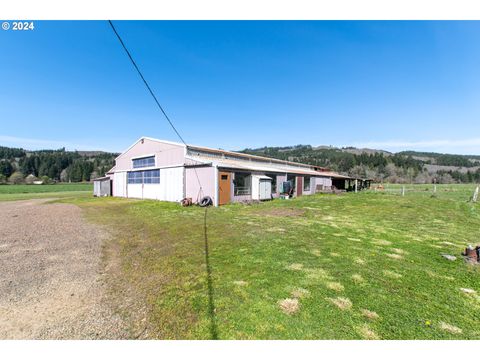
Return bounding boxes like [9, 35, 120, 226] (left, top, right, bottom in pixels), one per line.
[103, 137, 359, 206]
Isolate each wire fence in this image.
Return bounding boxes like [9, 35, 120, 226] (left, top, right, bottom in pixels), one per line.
[368, 183, 480, 202]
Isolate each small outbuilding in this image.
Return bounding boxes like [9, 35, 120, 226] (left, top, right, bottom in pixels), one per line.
[251, 175, 272, 201]
[93, 176, 112, 197]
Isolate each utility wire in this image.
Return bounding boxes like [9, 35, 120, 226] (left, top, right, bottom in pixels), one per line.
[108, 20, 187, 145]
[108, 20, 216, 339]
[108, 20, 203, 197]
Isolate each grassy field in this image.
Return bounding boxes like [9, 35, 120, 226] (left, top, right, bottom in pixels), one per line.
[0, 183, 92, 201]
[59, 184, 480, 340]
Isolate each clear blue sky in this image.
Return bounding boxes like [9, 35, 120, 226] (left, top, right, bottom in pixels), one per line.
[1, 21, 480, 154]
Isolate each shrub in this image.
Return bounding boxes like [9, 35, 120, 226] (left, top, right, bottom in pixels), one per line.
[40, 175, 52, 185]
[9, 171, 25, 184]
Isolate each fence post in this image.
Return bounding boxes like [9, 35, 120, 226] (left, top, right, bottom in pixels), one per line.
[402, 185, 405, 197]
[355, 179, 358, 193]
[433, 184, 437, 194]
[472, 186, 479, 203]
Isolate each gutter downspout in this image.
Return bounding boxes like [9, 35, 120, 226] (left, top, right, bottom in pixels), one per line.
[214, 164, 219, 207]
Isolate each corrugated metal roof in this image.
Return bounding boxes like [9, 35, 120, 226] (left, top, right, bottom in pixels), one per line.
[186, 155, 333, 177]
[187, 144, 329, 171]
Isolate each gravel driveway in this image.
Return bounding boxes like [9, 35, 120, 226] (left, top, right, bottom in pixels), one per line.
[0, 199, 128, 339]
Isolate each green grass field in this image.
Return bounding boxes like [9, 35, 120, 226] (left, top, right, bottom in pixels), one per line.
[0, 183, 92, 201]
[60, 183, 480, 340]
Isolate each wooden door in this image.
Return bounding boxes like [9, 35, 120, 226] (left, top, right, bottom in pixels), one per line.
[218, 171, 231, 205]
[296, 176, 303, 196]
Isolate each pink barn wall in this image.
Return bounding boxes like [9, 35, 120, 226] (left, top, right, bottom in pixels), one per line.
[185, 166, 216, 203]
[115, 138, 185, 171]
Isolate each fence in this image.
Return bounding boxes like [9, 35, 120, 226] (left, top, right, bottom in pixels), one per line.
[369, 183, 480, 202]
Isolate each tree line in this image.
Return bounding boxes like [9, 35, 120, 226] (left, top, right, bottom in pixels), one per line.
[241, 145, 480, 184]
[0, 146, 117, 184]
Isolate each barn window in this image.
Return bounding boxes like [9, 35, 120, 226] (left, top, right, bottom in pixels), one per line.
[127, 169, 160, 184]
[233, 172, 251, 196]
[132, 156, 155, 169]
[143, 169, 160, 184]
[304, 177, 311, 191]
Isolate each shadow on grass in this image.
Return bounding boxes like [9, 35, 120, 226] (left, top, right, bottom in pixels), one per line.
[203, 207, 218, 340]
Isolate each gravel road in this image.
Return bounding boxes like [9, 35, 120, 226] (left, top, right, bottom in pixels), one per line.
[0, 199, 129, 339]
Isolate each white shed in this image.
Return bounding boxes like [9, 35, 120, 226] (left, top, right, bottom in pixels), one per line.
[251, 175, 272, 201]
[93, 177, 112, 197]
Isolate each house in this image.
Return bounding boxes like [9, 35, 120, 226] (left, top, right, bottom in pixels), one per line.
[101, 137, 364, 206]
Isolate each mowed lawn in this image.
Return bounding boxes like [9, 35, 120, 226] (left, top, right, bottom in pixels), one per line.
[63, 185, 479, 339]
[0, 183, 92, 201]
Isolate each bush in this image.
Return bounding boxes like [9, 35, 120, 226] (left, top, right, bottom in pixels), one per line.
[40, 175, 52, 185]
[9, 171, 25, 184]
[0, 174, 6, 184]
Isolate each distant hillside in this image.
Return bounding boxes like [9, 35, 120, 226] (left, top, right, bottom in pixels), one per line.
[241, 145, 480, 184]
[0, 146, 118, 183]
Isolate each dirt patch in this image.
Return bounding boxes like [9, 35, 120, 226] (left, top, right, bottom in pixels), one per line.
[439, 322, 462, 334]
[286, 263, 304, 271]
[327, 297, 352, 310]
[290, 288, 310, 299]
[372, 239, 392, 246]
[386, 253, 404, 260]
[0, 199, 128, 339]
[383, 270, 402, 279]
[278, 298, 300, 315]
[233, 280, 248, 286]
[361, 309, 379, 320]
[351, 274, 365, 284]
[354, 257, 366, 265]
[356, 324, 379, 339]
[326, 282, 344, 292]
[311, 249, 322, 257]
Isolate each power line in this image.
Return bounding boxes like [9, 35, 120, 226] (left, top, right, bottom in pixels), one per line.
[108, 20, 187, 145]
[108, 20, 216, 339]
[108, 20, 204, 196]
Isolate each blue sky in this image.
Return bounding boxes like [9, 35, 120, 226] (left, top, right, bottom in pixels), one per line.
[1, 21, 480, 154]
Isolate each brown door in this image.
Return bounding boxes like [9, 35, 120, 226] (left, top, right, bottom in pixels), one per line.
[296, 176, 303, 197]
[218, 171, 231, 205]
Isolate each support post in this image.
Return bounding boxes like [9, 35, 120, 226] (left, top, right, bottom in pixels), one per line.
[472, 186, 479, 203]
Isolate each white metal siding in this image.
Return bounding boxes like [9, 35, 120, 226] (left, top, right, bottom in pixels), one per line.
[124, 166, 184, 202]
[113, 172, 127, 197]
[158, 167, 184, 201]
[259, 180, 272, 200]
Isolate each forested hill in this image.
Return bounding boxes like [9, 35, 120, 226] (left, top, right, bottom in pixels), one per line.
[0, 146, 118, 183]
[241, 145, 480, 183]
[2, 143, 480, 184]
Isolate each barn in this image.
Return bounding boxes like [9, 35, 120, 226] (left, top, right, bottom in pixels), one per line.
[103, 137, 362, 206]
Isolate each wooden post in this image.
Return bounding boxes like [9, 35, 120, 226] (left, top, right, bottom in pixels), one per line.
[472, 186, 479, 202]
[355, 179, 358, 193]
[433, 184, 437, 193]
[402, 185, 405, 197]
